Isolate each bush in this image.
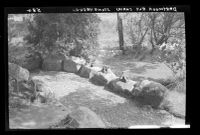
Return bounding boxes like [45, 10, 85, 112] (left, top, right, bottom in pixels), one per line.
[164, 65, 186, 93]
[24, 13, 101, 62]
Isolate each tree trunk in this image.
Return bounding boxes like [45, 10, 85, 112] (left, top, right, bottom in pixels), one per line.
[150, 29, 156, 55]
[117, 13, 125, 54]
[138, 28, 149, 46]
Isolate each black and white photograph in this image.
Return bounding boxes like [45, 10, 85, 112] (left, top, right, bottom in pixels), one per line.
[6, 6, 189, 129]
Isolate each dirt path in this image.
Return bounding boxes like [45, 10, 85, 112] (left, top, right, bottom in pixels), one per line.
[9, 71, 185, 128]
[9, 102, 70, 129]
[33, 71, 185, 127]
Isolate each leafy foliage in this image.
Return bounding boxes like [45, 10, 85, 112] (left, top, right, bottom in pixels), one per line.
[125, 12, 185, 48]
[24, 13, 101, 60]
[123, 13, 185, 65]
[8, 15, 31, 66]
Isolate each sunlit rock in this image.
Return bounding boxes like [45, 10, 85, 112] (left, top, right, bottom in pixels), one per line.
[78, 65, 101, 78]
[90, 68, 118, 86]
[160, 91, 185, 119]
[69, 106, 106, 128]
[63, 58, 81, 73]
[135, 79, 169, 108]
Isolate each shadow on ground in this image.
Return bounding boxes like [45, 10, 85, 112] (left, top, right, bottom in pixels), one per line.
[98, 53, 160, 76]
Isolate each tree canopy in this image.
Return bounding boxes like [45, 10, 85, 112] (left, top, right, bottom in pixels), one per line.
[24, 13, 101, 60]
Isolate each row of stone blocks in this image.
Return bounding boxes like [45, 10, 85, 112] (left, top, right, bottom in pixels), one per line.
[9, 56, 171, 109]
[78, 64, 169, 109]
[44, 56, 170, 109]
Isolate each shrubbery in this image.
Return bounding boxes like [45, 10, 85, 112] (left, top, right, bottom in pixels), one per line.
[122, 12, 185, 65]
[24, 13, 101, 62]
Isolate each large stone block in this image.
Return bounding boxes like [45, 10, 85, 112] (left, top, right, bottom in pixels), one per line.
[63, 58, 81, 73]
[22, 55, 42, 71]
[71, 56, 86, 65]
[69, 106, 106, 128]
[42, 56, 62, 71]
[135, 80, 169, 108]
[78, 65, 101, 78]
[90, 68, 118, 86]
[9, 62, 30, 81]
[107, 78, 137, 97]
[160, 91, 185, 119]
